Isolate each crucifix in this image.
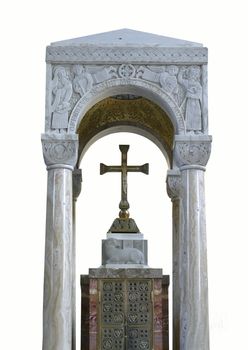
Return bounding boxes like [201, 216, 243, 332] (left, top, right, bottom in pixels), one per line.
[100, 145, 149, 220]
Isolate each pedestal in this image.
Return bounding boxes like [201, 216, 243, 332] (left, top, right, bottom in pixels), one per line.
[81, 269, 169, 350]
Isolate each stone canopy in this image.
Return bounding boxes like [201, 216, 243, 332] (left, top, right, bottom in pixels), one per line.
[42, 29, 212, 350]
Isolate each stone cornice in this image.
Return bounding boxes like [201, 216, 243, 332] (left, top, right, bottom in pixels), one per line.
[174, 135, 212, 169]
[41, 133, 79, 170]
[46, 46, 208, 64]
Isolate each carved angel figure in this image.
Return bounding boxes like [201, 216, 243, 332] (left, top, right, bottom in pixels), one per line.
[178, 66, 202, 133]
[159, 65, 179, 99]
[72, 65, 93, 97]
[51, 67, 72, 132]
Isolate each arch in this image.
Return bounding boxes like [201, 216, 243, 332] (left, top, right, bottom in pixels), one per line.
[76, 96, 175, 166]
[68, 78, 186, 135]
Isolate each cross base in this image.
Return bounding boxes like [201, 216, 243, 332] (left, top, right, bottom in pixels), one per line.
[108, 217, 140, 233]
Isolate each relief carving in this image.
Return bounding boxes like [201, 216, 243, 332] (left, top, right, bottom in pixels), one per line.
[118, 64, 136, 78]
[136, 65, 179, 105]
[104, 238, 144, 264]
[72, 65, 93, 97]
[159, 66, 179, 100]
[136, 65, 205, 134]
[178, 66, 202, 133]
[136, 65, 180, 102]
[46, 46, 208, 64]
[42, 134, 78, 168]
[51, 66, 72, 132]
[166, 171, 182, 199]
[91, 65, 118, 84]
[174, 138, 212, 167]
[48, 63, 205, 135]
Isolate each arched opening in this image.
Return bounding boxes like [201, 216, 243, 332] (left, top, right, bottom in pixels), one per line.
[76, 95, 175, 167]
[68, 78, 185, 138]
[75, 95, 175, 350]
[76, 132, 172, 350]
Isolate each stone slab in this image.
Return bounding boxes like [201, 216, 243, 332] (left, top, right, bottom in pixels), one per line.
[89, 268, 164, 279]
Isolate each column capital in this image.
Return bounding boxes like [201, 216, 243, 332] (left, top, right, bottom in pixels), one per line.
[174, 135, 212, 170]
[166, 169, 181, 200]
[41, 133, 79, 170]
[73, 168, 82, 200]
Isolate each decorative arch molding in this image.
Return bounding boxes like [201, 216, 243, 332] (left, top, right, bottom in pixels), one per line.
[67, 78, 185, 135]
[75, 96, 174, 166]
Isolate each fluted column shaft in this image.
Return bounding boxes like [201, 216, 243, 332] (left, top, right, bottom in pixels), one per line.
[42, 134, 78, 350]
[173, 135, 212, 350]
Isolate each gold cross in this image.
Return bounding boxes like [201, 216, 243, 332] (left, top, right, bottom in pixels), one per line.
[100, 145, 149, 219]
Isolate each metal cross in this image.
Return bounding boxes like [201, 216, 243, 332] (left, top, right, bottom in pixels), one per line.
[100, 145, 149, 219]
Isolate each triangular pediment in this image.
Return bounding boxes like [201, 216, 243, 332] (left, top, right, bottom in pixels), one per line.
[51, 28, 202, 48]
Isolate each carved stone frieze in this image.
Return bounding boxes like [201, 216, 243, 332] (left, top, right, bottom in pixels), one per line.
[174, 135, 212, 168]
[166, 170, 182, 200]
[46, 63, 207, 136]
[46, 46, 208, 64]
[41, 133, 78, 169]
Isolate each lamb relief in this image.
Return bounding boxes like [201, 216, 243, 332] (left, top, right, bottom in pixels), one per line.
[104, 238, 144, 265]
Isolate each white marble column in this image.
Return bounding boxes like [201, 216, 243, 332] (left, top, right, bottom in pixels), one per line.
[166, 169, 182, 350]
[41, 133, 78, 350]
[174, 135, 212, 350]
[72, 169, 82, 350]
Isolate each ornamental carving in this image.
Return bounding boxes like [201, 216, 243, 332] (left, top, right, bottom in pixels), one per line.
[41, 134, 78, 168]
[72, 65, 93, 97]
[178, 66, 202, 133]
[101, 279, 152, 350]
[166, 171, 181, 199]
[46, 63, 207, 135]
[174, 137, 212, 167]
[46, 46, 208, 64]
[51, 66, 72, 132]
[118, 64, 136, 78]
[136, 65, 205, 134]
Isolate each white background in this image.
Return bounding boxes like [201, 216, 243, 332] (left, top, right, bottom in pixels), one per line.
[1, 0, 248, 349]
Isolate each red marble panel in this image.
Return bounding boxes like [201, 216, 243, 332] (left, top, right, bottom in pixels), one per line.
[153, 278, 163, 349]
[89, 279, 98, 350]
[81, 276, 89, 350]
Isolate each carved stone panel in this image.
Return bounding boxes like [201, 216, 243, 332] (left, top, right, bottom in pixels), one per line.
[45, 62, 208, 136]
